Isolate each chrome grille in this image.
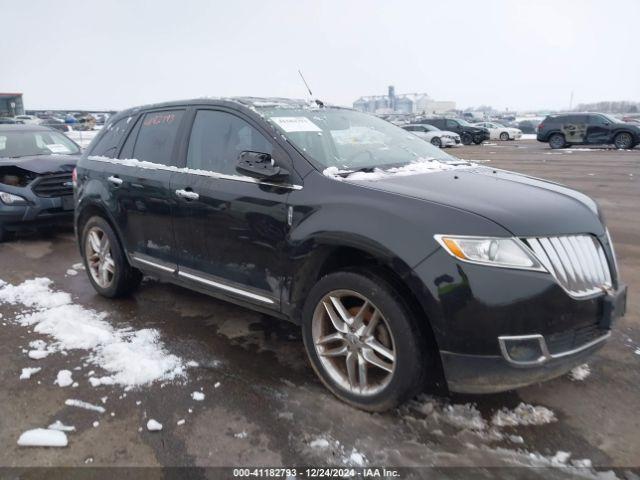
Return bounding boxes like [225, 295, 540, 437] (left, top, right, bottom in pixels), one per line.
[524, 235, 612, 297]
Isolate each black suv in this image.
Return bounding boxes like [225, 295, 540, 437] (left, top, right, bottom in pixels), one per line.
[537, 113, 640, 149]
[75, 98, 626, 411]
[417, 118, 489, 145]
[1, 125, 79, 241]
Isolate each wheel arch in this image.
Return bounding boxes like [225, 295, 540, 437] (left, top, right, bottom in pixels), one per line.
[75, 200, 127, 262]
[286, 238, 445, 385]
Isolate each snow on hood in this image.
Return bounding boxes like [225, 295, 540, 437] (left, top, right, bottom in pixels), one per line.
[323, 158, 475, 181]
[0, 277, 188, 387]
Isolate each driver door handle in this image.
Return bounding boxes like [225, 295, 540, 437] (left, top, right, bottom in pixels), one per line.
[107, 175, 123, 186]
[175, 189, 199, 201]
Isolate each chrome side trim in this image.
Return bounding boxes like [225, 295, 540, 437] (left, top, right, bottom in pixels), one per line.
[131, 255, 176, 273]
[178, 270, 275, 304]
[550, 331, 611, 359]
[88, 156, 302, 190]
[498, 331, 610, 367]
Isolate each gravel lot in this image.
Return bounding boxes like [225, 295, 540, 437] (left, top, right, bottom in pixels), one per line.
[1, 139, 638, 476]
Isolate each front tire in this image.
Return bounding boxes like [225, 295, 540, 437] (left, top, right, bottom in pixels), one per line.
[473, 135, 484, 145]
[549, 133, 566, 149]
[499, 132, 510, 141]
[81, 216, 142, 298]
[301, 270, 426, 412]
[430, 137, 442, 148]
[614, 132, 633, 150]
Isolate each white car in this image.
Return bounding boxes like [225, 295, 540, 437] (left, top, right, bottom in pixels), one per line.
[402, 124, 461, 148]
[473, 121, 522, 141]
[13, 115, 42, 125]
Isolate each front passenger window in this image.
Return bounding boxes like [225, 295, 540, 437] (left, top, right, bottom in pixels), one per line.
[187, 110, 273, 175]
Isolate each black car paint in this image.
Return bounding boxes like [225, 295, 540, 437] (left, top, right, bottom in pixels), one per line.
[0, 126, 79, 234]
[537, 113, 640, 147]
[75, 98, 625, 394]
[417, 118, 490, 143]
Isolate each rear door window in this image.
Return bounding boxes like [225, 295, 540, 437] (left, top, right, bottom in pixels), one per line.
[90, 117, 132, 157]
[186, 110, 273, 175]
[446, 119, 458, 129]
[132, 110, 185, 166]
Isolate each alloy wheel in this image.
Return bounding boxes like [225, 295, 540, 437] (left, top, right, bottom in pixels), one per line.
[85, 226, 116, 288]
[311, 290, 396, 396]
[615, 133, 632, 149]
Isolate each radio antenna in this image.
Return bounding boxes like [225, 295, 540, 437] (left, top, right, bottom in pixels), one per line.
[298, 69, 313, 97]
[298, 69, 324, 107]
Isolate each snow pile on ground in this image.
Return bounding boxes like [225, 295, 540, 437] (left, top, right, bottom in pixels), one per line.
[48, 421, 75, 432]
[491, 403, 557, 427]
[323, 158, 474, 181]
[191, 391, 205, 401]
[147, 419, 163, 431]
[307, 436, 368, 467]
[65, 399, 106, 413]
[17, 428, 68, 447]
[55, 370, 73, 387]
[0, 277, 187, 387]
[569, 364, 591, 381]
[20, 367, 41, 380]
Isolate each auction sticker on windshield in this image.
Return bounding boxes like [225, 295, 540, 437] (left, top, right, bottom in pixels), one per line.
[46, 144, 72, 154]
[270, 116, 322, 132]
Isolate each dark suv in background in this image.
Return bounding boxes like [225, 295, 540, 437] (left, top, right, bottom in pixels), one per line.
[417, 118, 489, 145]
[537, 113, 640, 149]
[75, 98, 626, 411]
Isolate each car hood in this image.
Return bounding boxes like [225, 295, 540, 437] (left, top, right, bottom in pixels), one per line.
[0, 154, 78, 174]
[348, 166, 604, 237]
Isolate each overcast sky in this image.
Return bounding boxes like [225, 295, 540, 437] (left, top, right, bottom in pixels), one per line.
[2, 0, 639, 112]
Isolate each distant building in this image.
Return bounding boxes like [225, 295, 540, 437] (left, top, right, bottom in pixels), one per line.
[0, 93, 24, 117]
[353, 86, 455, 115]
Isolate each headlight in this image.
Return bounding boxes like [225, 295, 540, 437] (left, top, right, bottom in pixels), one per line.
[0, 192, 29, 205]
[434, 235, 545, 271]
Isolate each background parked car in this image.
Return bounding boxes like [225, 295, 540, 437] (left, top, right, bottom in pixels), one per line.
[402, 124, 461, 147]
[0, 125, 80, 241]
[13, 115, 41, 125]
[473, 121, 522, 141]
[418, 118, 489, 145]
[516, 118, 543, 134]
[0, 117, 17, 124]
[537, 113, 640, 149]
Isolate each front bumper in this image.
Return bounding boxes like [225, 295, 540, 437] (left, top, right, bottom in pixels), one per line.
[0, 186, 74, 231]
[441, 284, 626, 393]
[441, 136, 459, 147]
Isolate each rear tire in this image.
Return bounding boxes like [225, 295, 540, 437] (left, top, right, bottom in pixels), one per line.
[0, 225, 6, 243]
[301, 270, 427, 412]
[461, 133, 473, 145]
[80, 216, 142, 298]
[430, 137, 442, 148]
[549, 133, 566, 149]
[499, 132, 510, 141]
[614, 132, 633, 150]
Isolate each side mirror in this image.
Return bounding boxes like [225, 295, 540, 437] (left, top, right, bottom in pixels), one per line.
[236, 151, 289, 181]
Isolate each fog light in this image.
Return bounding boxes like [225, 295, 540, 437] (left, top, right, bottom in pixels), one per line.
[499, 335, 548, 366]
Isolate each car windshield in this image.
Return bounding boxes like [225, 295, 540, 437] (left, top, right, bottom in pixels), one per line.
[601, 114, 620, 124]
[258, 107, 457, 170]
[456, 119, 473, 127]
[0, 130, 80, 158]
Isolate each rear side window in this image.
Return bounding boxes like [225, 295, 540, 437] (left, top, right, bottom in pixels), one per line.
[445, 119, 458, 129]
[186, 110, 273, 175]
[90, 117, 131, 157]
[132, 110, 185, 166]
